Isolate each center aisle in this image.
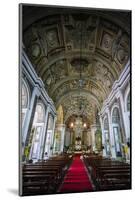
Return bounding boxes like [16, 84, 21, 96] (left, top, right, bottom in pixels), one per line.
[59, 155, 93, 193]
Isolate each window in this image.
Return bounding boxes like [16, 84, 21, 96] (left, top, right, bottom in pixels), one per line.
[112, 107, 119, 123]
[112, 107, 122, 157]
[104, 117, 109, 130]
[35, 104, 45, 123]
[22, 82, 28, 108]
[30, 102, 46, 160]
[104, 117, 111, 155]
[22, 80, 29, 126]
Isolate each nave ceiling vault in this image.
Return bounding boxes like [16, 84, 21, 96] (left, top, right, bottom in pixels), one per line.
[23, 8, 130, 125]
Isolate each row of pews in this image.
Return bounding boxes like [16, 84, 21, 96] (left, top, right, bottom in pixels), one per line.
[84, 155, 131, 191]
[22, 155, 72, 195]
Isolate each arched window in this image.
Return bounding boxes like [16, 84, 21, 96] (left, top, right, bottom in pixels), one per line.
[35, 103, 45, 123]
[112, 107, 122, 157]
[45, 114, 54, 156]
[103, 117, 111, 156]
[22, 80, 29, 126]
[29, 102, 46, 161]
[112, 107, 119, 123]
[104, 118, 109, 130]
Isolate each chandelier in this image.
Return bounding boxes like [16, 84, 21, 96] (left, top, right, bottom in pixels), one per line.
[70, 21, 87, 132]
[70, 116, 87, 133]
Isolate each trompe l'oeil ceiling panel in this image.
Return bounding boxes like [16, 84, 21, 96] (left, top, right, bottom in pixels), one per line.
[23, 8, 130, 123]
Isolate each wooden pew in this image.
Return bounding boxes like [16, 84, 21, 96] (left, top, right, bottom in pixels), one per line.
[22, 155, 72, 195]
[83, 155, 131, 191]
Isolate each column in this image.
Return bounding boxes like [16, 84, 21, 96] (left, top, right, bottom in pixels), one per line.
[90, 124, 100, 152]
[49, 116, 56, 156]
[53, 124, 66, 154]
[99, 115, 106, 157]
[40, 105, 50, 160]
[118, 90, 129, 140]
[70, 130, 73, 145]
[107, 107, 116, 159]
[82, 131, 85, 145]
[60, 124, 66, 153]
[87, 129, 92, 146]
[90, 124, 96, 152]
[72, 131, 75, 145]
[64, 130, 70, 147]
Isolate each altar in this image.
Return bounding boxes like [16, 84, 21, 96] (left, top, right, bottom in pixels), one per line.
[74, 136, 82, 151]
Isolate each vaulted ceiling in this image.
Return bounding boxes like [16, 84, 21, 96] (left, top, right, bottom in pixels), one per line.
[22, 5, 130, 125]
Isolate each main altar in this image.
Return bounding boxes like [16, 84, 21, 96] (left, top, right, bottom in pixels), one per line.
[75, 136, 82, 151]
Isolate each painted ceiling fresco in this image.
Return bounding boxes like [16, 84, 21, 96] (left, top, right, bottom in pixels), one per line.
[23, 7, 130, 124]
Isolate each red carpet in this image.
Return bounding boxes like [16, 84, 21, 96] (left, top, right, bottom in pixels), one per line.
[59, 155, 93, 193]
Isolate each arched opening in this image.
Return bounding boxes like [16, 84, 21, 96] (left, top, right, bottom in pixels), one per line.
[103, 116, 111, 156]
[29, 102, 46, 161]
[112, 107, 122, 157]
[44, 114, 54, 157]
[21, 79, 30, 127]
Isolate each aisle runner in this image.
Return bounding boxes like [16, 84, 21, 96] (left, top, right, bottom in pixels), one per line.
[59, 155, 93, 193]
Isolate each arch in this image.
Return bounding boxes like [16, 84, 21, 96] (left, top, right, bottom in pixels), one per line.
[21, 79, 30, 126]
[112, 106, 120, 124]
[34, 102, 45, 123]
[111, 106, 123, 157]
[103, 115, 111, 156]
[56, 90, 101, 110]
[29, 101, 46, 161]
[103, 116, 109, 130]
[41, 51, 118, 81]
[49, 76, 107, 99]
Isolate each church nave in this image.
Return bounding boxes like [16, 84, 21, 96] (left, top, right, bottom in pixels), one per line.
[20, 5, 131, 196]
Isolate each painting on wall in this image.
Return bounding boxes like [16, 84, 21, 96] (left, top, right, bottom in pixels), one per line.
[19, 3, 131, 196]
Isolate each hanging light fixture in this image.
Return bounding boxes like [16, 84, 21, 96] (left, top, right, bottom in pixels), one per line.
[77, 20, 85, 117]
[72, 21, 87, 133]
[78, 20, 84, 88]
